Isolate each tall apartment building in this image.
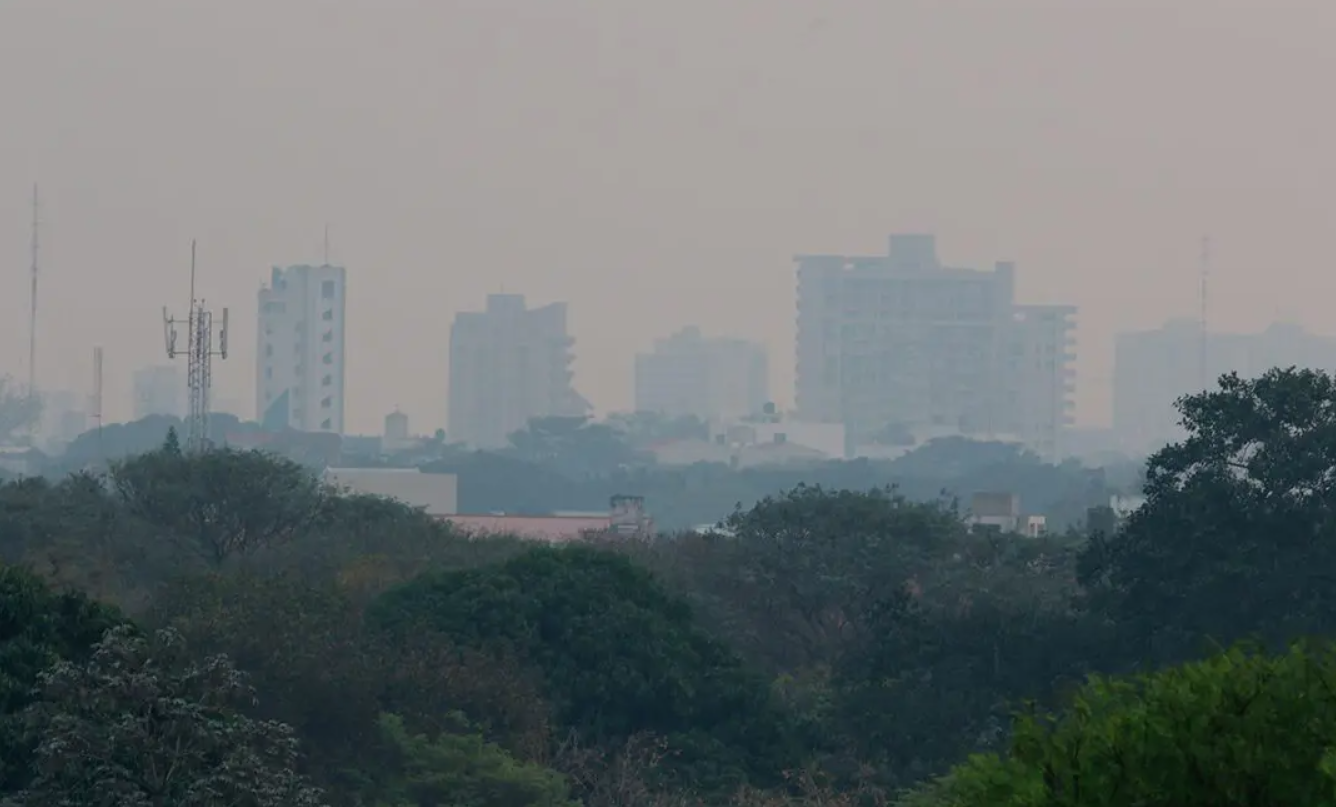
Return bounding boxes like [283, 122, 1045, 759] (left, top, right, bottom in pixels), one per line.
[634, 327, 769, 421]
[255, 264, 347, 434]
[131, 365, 183, 420]
[794, 233, 1076, 459]
[1113, 319, 1336, 456]
[448, 294, 590, 449]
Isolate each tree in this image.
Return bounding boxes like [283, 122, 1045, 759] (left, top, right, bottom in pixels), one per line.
[1080, 367, 1336, 661]
[368, 546, 795, 791]
[0, 377, 40, 446]
[711, 485, 964, 672]
[110, 445, 330, 566]
[927, 641, 1336, 806]
[0, 565, 123, 794]
[506, 417, 645, 477]
[367, 713, 576, 807]
[148, 572, 385, 793]
[11, 625, 326, 807]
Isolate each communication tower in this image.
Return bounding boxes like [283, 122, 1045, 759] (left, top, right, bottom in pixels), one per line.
[163, 241, 229, 452]
[26, 185, 39, 443]
[1198, 235, 1211, 391]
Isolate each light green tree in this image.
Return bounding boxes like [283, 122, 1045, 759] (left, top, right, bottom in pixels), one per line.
[918, 641, 1336, 806]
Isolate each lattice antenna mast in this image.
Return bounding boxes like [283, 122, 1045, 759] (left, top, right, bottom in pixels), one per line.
[163, 240, 229, 452]
[1198, 235, 1211, 392]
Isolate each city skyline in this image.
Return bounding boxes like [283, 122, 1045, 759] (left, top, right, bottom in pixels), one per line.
[4, 2, 1336, 432]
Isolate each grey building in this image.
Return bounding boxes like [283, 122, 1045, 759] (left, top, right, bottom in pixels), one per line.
[1113, 319, 1336, 456]
[634, 327, 769, 421]
[447, 294, 590, 449]
[132, 365, 183, 420]
[794, 234, 1076, 459]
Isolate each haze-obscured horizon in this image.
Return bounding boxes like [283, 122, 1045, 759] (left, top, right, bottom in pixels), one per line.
[2, 0, 1332, 433]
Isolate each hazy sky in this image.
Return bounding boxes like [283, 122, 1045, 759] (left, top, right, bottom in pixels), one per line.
[2, 1, 1333, 433]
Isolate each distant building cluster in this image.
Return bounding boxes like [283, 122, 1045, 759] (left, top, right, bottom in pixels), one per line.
[29, 227, 1336, 474]
[1112, 319, 1336, 455]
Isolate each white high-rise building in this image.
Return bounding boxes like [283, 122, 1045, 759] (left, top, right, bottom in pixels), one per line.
[131, 365, 183, 420]
[634, 327, 769, 421]
[794, 234, 1076, 460]
[256, 264, 347, 434]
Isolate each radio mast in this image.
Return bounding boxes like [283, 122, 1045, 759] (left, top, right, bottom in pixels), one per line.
[27, 185, 39, 443]
[1198, 235, 1211, 391]
[163, 241, 229, 452]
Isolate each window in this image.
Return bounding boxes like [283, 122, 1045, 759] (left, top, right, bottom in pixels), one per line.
[321, 280, 336, 299]
[321, 396, 332, 409]
[321, 374, 332, 387]
[264, 367, 272, 380]
[322, 330, 333, 343]
[320, 418, 332, 430]
[321, 309, 333, 321]
[322, 353, 333, 365]
[264, 344, 273, 358]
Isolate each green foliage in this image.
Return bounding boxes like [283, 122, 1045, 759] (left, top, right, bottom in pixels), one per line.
[369, 545, 796, 789]
[110, 444, 329, 566]
[0, 564, 124, 793]
[935, 641, 1336, 806]
[369, 713, 576, 807]
[716, 485, 960, 671]
[13, 625, 326, 807]
[1081, 367, 1336, 661]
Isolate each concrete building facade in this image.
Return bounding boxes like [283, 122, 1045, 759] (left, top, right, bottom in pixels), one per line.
[255, 264, 347, 434]
[1113, 320, 1336, 456]
[794, 234, 1076, 459]
[448, 294, 590, 449]
[634, 327, 769, 421]
[131, 365, 183, 420]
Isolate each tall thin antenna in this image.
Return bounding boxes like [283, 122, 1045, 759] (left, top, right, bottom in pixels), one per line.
[27, 185, 39, 442]
[323, 224, 330, 266]
[163, 240, 229, 453]
[1198, 235, 1211, 391]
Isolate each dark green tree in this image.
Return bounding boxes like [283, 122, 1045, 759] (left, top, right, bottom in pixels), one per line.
[368, 545, 795, 791]
[713, 485, 964, 672]
[0, 565, 123, 794]
[109, 445, 329, 566]
[1080, 367, 1336, 661]
[11, 625, 326, 807]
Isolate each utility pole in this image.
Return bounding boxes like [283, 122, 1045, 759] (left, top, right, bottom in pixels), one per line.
[163, 241, 229, 452]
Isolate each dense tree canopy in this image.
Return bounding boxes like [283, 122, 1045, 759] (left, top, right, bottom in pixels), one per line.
[14, 625, 326, 807]
[7, 366, 1336, 805]
[1081, 367, 1336, 664]
[369, 546, 796, 790]
[926, 641, 1336, 806]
